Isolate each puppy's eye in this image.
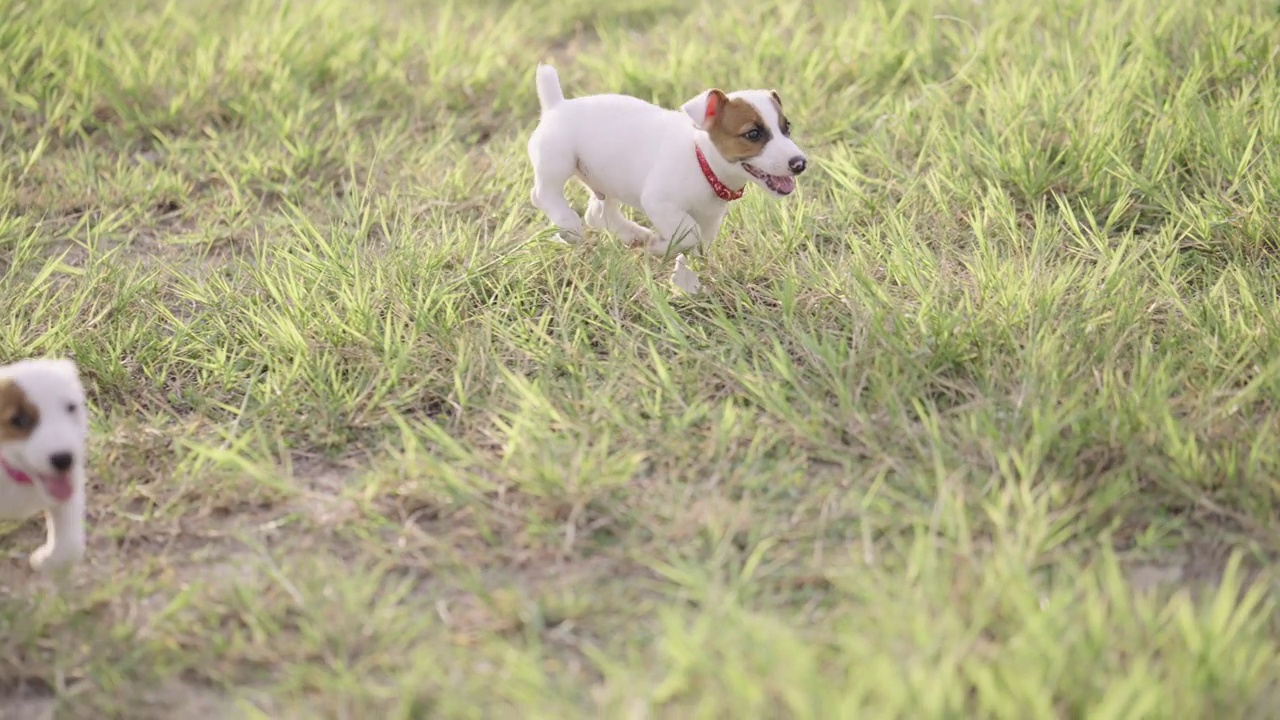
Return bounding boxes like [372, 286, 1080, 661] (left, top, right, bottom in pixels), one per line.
[10, 411, 34, 430]
[781, 121, 791, 137]
[744, 128, 763, 141]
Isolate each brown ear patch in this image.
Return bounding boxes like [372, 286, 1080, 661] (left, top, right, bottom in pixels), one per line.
[706, 97, 769, 163]
[0, 378, 39, 441]
[769, 91, 790, 136]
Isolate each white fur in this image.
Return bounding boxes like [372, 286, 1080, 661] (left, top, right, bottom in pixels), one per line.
[0, 358, 89, 573]
[527, 64, 807, 255]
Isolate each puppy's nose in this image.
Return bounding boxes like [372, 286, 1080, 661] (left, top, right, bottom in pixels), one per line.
[788, 156, 807, 175]
[49, 452, 73, 472]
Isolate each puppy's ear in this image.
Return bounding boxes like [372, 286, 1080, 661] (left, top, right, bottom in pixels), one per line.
[682, 89, 728, 130]
[770, 90, 783, 108]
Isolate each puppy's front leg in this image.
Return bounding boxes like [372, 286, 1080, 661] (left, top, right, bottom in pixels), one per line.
[692, 209, 727, 256]
[30, 475, 86, 573]
[642, 202, 703, 257]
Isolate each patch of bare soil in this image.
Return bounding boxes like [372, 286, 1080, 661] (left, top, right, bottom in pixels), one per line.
[134, 679, 243, 719]
[2, 697, 56, 720]
[1122, 537, 1274, 601]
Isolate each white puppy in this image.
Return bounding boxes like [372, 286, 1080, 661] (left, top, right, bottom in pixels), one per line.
[527, 64, 808, 256]
[0, 358, 89, 572]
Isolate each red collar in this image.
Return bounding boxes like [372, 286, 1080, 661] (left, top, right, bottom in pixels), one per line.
[695, 144, 744, 201]
[1, 455, 32, 485]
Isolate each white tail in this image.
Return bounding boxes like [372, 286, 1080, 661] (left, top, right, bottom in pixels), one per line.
[535, 64, 564, 111]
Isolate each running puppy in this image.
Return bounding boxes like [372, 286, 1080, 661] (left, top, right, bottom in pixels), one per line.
[0, 358, 89, 572]
[527, 64, 807, 255]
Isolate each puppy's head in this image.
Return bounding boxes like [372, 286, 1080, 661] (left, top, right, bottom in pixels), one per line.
[0, 358, 88, 503]
[682, 87, 807, 197]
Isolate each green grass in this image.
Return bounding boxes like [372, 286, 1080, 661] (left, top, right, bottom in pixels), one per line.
[3, 0, 1280, 716]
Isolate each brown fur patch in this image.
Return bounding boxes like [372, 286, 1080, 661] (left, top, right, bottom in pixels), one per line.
[769, 91, 790, 137]
[706, 93, 769, 163]
[0, 379, 39, 441]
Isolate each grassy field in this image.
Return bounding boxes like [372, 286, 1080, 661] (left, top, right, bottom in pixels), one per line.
[3, 0, 1280, 716]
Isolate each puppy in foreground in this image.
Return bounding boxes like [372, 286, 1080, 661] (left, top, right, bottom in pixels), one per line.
[0, 358, 89, 573]
[527, 64, 807, 255]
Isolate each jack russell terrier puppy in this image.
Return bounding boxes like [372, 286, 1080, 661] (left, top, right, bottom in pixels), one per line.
[0, 358, 89, 573]
[527, 64, 807, 256]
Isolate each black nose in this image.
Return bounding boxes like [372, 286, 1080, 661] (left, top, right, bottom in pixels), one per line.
[788, 156, 807, 175]
[50, 452, 73, 472]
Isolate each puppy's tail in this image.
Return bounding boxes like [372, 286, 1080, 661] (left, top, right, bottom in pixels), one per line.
[535, 64, 564, 111]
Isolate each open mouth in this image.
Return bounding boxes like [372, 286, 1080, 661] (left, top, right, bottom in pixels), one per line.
[40, 473, 73, 502]
[0, 455, 74, 502]
[742, 163, 796, 196]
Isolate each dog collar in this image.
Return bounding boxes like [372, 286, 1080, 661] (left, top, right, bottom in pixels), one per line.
[0, 454, 33, 485]
[695, 145, 744, 202]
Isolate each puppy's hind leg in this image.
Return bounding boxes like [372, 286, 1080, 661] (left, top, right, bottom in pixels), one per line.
[585, 195, 656, 248]
[528, 132, 584, 243]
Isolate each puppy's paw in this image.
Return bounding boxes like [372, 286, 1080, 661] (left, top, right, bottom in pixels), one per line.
[30, 542, 82, 573]
[670, 253, 702, 295]
[584, 203, 606, 229]
[552, 227, 585, 245]
[646, 235, 686, 257]
[620, 226, 657, 249]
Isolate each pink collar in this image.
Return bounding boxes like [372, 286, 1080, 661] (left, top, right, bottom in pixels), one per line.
[1, 455, 32, 485]
[695, 144, 744, 202]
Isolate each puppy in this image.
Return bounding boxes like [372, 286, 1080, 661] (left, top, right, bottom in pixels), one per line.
[0, 358, 89, 573]
[527, 64, 807, 256]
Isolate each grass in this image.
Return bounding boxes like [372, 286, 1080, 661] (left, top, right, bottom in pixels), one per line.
[2, 0, 1280, 715]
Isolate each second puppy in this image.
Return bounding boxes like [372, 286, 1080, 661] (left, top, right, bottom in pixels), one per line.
[0, 358, 90, 573]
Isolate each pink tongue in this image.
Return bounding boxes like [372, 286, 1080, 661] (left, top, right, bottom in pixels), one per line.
[44, 475, 73, 502]
[775, 176, 796, 193]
